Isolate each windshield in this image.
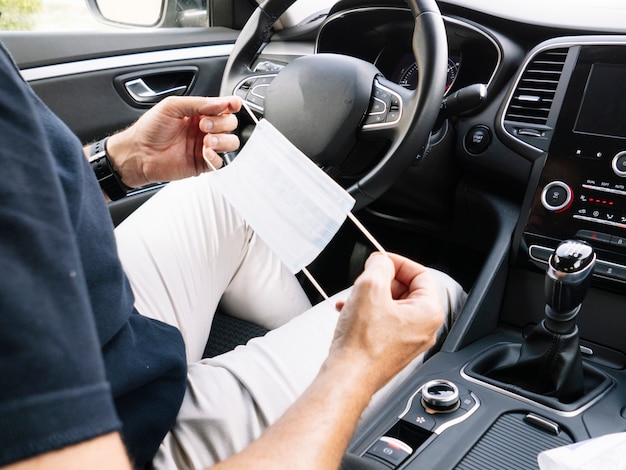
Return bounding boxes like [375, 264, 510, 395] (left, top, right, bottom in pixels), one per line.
[442, 0, 626, 32]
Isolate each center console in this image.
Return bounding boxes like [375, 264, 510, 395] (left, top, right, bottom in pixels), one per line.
[523, 42, 626, 286]
[343, 37, 626, 469]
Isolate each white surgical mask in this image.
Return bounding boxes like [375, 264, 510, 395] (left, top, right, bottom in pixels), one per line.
[209, 118, 355, 274]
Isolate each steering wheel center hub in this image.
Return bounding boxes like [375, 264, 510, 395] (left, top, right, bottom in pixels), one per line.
[264, 54, 379, 167]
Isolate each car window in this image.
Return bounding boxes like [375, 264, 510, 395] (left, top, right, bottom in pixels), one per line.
[0, 0, 114, 31]
[0, 0, 213, 31]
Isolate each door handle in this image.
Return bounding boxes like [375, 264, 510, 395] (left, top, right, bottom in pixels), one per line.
[124, 78, 188, 104]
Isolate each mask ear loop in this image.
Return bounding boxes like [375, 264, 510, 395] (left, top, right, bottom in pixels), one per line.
[205, 99, 387, 302]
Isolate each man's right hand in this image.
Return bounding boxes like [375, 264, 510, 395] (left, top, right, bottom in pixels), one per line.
[331, 252, 445, 395]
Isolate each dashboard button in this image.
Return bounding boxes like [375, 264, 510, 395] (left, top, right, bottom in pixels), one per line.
[576, 229, 611, 244]
[595, 261, 626, 282]
[464, 125, 491, 154]
[610, 235, 626, 248]
[366, 437, 413, 468]
[541, 181, 572, 212]
[612, 151, 626, 177]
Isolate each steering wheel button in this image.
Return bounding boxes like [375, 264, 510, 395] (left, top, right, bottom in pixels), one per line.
[370, 98, 387, 114]
[374, 87, 390, 102]
[387, 110, 400, 122]
[365, 114, 386, 125]
[255, 76, 275, 85]
[247, 93, 264, 107]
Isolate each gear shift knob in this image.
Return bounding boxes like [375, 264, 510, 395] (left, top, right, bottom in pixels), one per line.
[545, 239, 596, 317]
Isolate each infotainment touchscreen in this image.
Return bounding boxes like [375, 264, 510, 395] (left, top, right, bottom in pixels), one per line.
[574, 63, 626, 139]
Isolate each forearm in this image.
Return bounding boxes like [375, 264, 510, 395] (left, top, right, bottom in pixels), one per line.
[212, 353, 377, 470]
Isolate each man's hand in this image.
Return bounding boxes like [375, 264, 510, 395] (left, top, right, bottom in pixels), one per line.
[213, 252, 445, 470]
[105, 96, 241, 188]
[331, 252, 445, 394]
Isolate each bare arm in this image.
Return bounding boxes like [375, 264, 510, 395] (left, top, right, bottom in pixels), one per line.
[0, 253, 443, 469]
[83, 95, 242, 191]
[212, 252, 445, 469]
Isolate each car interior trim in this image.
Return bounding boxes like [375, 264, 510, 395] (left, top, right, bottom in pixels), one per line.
[20, 44, 234, 83]
[499, 36, 626, 154]
[459, 361, 614, 419]
[433, 391, 480, 435]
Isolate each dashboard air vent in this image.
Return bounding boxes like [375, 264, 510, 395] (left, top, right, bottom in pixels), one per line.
[505, 48, 569, 126]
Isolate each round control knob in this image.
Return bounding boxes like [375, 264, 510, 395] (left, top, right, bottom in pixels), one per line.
[612, 151, 626, 177]
[421, 379, 460, 413]
[541, 181, 572, 212]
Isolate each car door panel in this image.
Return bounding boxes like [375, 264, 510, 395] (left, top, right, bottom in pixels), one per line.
[0, 29, 238, 68]
[1, 29, 237, 142]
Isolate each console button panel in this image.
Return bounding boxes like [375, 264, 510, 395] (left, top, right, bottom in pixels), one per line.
[522, 44, 626, 282]
[362, 380, 479, 469]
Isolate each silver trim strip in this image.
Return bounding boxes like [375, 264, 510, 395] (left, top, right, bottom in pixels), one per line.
[524, 413, 560, 435]
[460, 362, 613, 418]
[398, 383, 480, 435]
[529, 244, 626, 284]
[573, 214, 626, 229]
[434, 392, 480, 435]
[20, 44, 234, 82]
[582, 183, 626, 197]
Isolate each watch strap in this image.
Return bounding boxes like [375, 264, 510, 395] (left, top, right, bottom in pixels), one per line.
[89, 137, 130, 201]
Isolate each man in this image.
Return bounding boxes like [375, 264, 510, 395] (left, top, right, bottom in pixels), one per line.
[0, 41, 466, 469]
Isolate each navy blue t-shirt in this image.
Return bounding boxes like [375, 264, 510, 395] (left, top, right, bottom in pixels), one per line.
[0, 45, 187, 467]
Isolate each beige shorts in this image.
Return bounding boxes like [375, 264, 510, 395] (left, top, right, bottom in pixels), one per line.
[115, 174, 467, 469]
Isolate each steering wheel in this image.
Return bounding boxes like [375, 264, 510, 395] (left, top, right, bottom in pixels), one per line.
[220, 0, 448, 210]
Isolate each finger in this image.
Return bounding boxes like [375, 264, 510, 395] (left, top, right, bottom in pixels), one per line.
[203, 133, 240, 154]
[161, 95, 242, 119]
[202, 146, 224, 171]
[200, 113, 239, 134]
[385, 253, 429, 293]
[362, 252, 394, 280]
[198, 95, 242, 115]
[355, 252, 395, 297]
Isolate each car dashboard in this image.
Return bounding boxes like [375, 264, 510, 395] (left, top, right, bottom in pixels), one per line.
[254, 1, 626, 468]
[316, 6, 499, 98]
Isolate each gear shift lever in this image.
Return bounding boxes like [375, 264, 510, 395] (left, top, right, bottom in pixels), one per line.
[544, 239, 596, 334]
[487, 240, 595, 402]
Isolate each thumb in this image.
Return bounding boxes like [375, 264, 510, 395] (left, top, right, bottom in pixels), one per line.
[362, 252, 395, 283]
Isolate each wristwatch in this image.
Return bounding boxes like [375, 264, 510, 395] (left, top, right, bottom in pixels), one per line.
[89, 137, 130, 201]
